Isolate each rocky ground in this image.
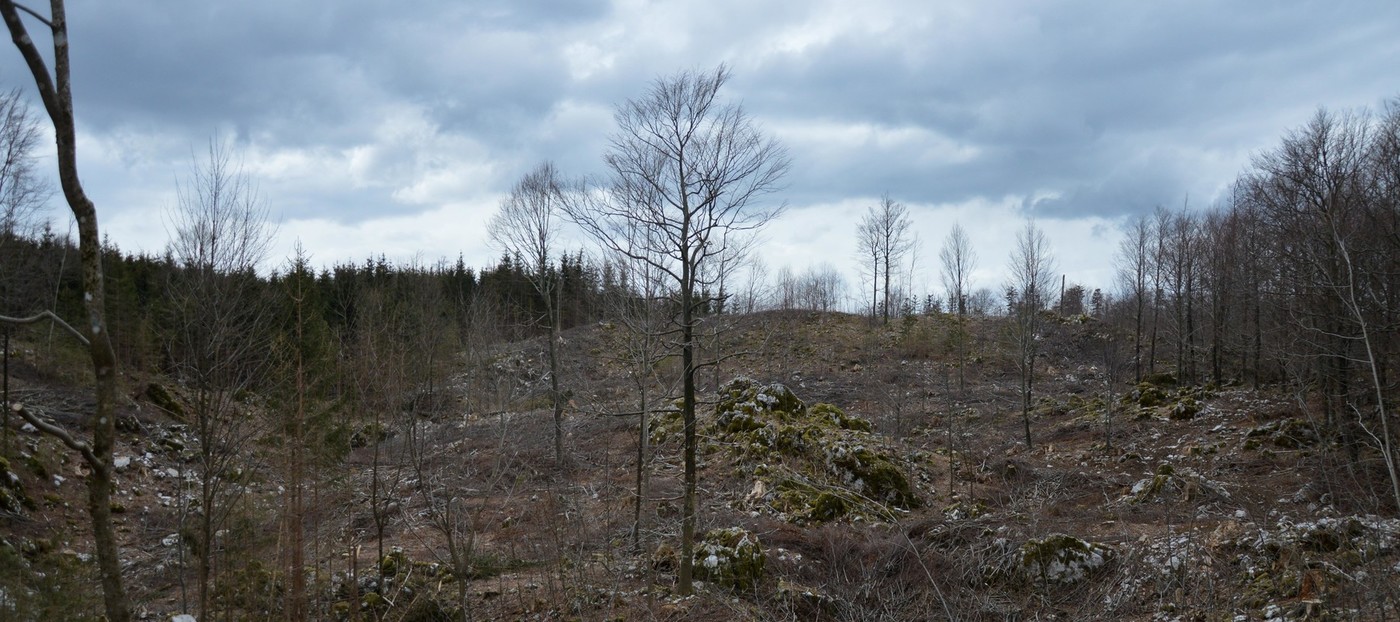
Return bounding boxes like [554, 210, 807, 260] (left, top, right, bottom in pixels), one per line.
[3, 310, 1399, 620]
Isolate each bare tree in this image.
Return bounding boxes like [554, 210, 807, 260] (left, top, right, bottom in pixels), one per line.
[1007, 218, 1056, 449]
[489, 161, 568, 466]
[797, 263, 845, 312]
[163, 137, 276, 619]
[1115, 215, 1152, 381]
[607, 219, 674, 553]
[563, 65, 789, 595]
[856, 193, 914, 325]
[0, 88, 48, 242]
[940, 223, 977, 392]
[0, 3, 132, 619]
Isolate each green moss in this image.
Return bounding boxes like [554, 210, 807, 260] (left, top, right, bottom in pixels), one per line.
[0, 457, 33, 514]
[824, 442, 920, 509]
[380, 548, 409, 577]
[808, 492, 850, 522]
[810, 402, 872, 433]
[1134, 384, 1166, 408]
[1170, 398, 1200, 420]
[22, 454, 49, 479]
[694, 527, 765, 591]
[1245, 418, 1319, 449]
[1020, 534, 1114, 584]
[648, 410, 683, 446]
[713, 377, 919, 521]
[145, 381, 185, 419]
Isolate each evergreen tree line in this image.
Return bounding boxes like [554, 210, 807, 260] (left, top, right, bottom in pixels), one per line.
[2, 236, 642, 375]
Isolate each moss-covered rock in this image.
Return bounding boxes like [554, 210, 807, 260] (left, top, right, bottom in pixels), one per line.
[145, 381, 185, 419]
[711, 377, 921, 521]
[823, 440, 920, 509]
[1170, 398, 1200, 420]
[647, 409, 683, 446]
[1247, 418, 1319, 449]
[1127, 463, 1231, 504]
[1130, 383, 1167, 408]
[0, 456, 34, 514]
[1020, 534, 1114, 584]
[810, 402, 872, 433]
[694, 527, 765, 591]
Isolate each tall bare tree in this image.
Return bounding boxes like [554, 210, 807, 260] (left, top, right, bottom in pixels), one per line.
[1115, 215, 1152, 381]
[489, 161, 568, 465]
[0, 2, 131, 619]
[0, 88, 47, 243]
[940, 222, 977, 391]
[564, 65, 788, 595]
[1007, 218, 1056, 449]
[163, 137, 275, 619]
[856, 193, 914, 325]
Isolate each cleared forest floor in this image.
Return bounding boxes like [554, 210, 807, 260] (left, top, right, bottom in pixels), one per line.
[3, 310, 1399, 620]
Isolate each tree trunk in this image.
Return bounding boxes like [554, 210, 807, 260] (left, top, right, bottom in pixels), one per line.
[0, 3, 131, 619]
[632, 382, 648, 553]
[678, 274, 698, 595]
[549, 292, 563, 466]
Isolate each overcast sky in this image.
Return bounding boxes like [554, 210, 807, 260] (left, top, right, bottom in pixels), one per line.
[5, 0, 1398, 303]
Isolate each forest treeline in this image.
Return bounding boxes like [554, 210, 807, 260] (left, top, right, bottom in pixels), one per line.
[1, 234, 628, 370]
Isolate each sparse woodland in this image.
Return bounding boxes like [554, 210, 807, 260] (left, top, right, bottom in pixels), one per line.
[2, 4, 1400, 621]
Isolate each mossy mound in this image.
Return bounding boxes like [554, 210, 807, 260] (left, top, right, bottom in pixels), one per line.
[648, 409, 684, 446]
[1122, 382, 1214, 416]
[822, 439, 919, 508]
[1125, 463, 1231, 504]
[332, 547, 458, 621]
[1020, 534, 1114, 584]
[711, 378, 921, 522]
[0, 456, 35, 515]
[1245, 418, 1319, 449]
[694, 527, 765, 591]
[144, 381, 186, 420]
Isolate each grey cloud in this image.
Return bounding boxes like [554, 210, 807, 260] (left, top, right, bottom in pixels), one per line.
[0, 0, 1396, 268]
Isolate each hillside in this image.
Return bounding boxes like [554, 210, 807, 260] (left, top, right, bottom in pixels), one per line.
[2, 309, 1399, 621]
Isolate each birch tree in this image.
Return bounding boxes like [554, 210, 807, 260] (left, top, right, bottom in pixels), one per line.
[564, 65, 788, 595]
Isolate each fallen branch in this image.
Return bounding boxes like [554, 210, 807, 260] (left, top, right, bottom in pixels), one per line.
[10, 402, 103, 473]
[0, 310, 90, 347]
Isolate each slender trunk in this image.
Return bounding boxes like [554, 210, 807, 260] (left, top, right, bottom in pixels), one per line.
[679, 261, 698, 595]
[680, 294, 697, 593]
[956, 315, 967, 393]
[882, 253, 892, 325]
[944, 367, 954, 491]
[548, 293, 563, 467]
[1022, 367, 1033, 449]
[1185, 271, 1195, 383]
[1021, 312, 1034, 449]
[199, 471, 213, 619]
[3, 328, 9, 450]
[632, 381, 648, 553]
[1260, 292, 1271, 389]
[288, 294, 307, 621]
[1105, 374, 1115, 450]
[1133, 297, 1143, 382]
[0, 3, 131, 618]
[1149, 288, 1161, 376]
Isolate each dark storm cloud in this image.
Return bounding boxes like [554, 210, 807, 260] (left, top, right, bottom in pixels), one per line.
[737, 0, 1400, 218]
[1, 0, 1396, 270]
